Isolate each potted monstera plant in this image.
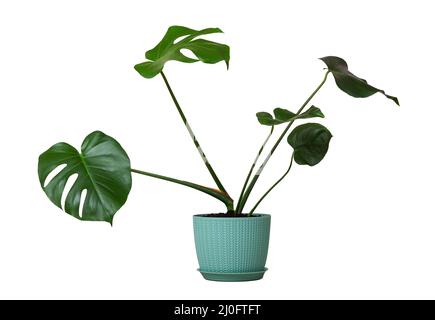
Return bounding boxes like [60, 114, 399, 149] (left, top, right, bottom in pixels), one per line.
[38, 26, 399, 282]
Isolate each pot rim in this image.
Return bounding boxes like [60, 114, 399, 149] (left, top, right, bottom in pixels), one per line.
[193, 213, 270, 220]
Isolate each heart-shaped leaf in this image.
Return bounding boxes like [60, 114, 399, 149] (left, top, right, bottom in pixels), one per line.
[320, 56, 399, 106]
[38, 131, 132, 224]
[287, 123, 332, 166]
[256, 106, 324, 126]
[135, 26, 230, 79]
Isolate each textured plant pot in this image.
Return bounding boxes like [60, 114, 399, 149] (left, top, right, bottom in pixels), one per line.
[193, 214, 271, 282]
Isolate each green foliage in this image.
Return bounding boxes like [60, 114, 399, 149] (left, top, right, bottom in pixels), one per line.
[38, 131, 132, 224]
[320, 56, 399, 106]
[256, 106, 324, 126]
[287, 123, 332, 166]
[38, 26, 400, 221]
[135, 26, 230, 78]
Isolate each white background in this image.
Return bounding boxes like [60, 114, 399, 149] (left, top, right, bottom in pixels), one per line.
[1, 0, 434, 299]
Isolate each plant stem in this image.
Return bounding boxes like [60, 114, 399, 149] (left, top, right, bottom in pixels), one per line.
[131, 168, 233, 212]
[237, 71, 330, 213]
[160, 71, 230, 198]
[235, 126, 274, 213]
[249, 154, 294, 215]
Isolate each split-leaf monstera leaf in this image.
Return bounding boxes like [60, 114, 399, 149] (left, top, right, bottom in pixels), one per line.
[135, 26, 230, 78]
[320, 56, 399, 106]
[256, 106, 324, 126]
[38, 131, 132, 224]
[287, 123, 332, 166]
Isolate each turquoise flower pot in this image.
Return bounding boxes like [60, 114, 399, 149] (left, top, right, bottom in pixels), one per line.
[193, 214, 271, 282]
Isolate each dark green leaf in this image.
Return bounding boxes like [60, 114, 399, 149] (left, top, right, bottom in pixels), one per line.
[297, 106, 324, 119]
[38, 131, 132, 224]
[287, 123, 332, 166]
[135, 26, 230, 78]
[320, 56, 399, 106]
[256, 106, 324, 126]
[256, 112, 278, 125]
[274, 108, 295, 122]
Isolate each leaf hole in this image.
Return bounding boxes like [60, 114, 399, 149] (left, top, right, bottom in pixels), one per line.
[174, 35, 190, 44]
[61, 173, 78, 211]
[180, 48, 197, 60]
[79, 189, 87, 219]
[44, 164, 66, 188]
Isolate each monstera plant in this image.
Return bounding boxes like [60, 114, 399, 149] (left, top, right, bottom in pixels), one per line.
[38, 26, 398, 281]
[38, 26, 398, 225]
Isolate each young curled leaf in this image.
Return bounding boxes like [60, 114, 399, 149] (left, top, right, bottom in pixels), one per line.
[287, 123, 332, 166]
[135, 26, 230, 79]
[320, 56, 399, 106]
[256, 106, 324, 126]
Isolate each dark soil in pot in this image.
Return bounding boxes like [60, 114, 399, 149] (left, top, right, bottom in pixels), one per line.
[200, 213, 262, 218]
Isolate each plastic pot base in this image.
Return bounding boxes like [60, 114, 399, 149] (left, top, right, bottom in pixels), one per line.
[198, 268, 268, 282]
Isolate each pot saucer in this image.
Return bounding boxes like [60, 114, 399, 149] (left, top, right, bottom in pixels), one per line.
[198, 268, 268, 282]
